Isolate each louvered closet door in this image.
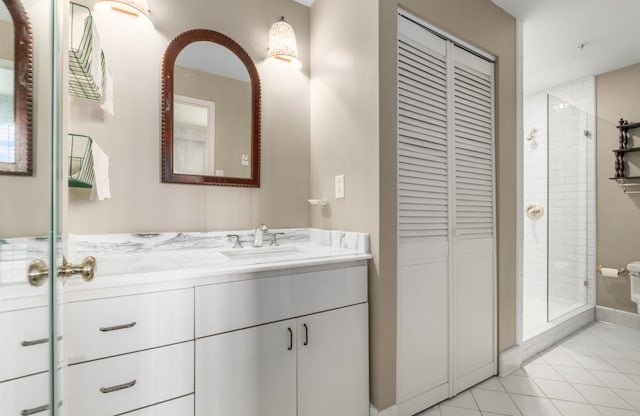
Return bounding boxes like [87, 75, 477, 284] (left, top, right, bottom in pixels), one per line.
[396, 17, 451, 407]
[396, 13, 496, 414]
[452, 46, 496, 393]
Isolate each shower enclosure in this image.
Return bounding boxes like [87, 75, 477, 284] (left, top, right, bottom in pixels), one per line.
[522, 94, 594, 340]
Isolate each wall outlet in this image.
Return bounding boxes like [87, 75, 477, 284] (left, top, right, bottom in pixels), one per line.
[335, 174, 345, 199]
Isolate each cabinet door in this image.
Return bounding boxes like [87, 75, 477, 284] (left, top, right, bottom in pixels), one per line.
[297, 303, 369, 416]
[195, 319, 297, 416]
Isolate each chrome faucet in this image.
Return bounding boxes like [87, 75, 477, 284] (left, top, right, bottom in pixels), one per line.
[253, 224, 268, 247]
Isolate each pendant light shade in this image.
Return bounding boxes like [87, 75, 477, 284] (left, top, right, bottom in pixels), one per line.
[99, 0, 150, 18]
[268, 16, 301, 68]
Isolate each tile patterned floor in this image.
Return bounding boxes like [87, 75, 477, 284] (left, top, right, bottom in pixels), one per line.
[418, 322, 640, 416]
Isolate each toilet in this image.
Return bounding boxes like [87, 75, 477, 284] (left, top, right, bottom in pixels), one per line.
[628, 261, 640, 313]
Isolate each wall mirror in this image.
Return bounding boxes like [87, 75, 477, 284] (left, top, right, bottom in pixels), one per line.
[0, 0, 32, 176]
[162, 29, 261, 187]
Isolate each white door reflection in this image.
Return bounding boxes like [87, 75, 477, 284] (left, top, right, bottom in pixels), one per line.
[173, 95, 215, 176]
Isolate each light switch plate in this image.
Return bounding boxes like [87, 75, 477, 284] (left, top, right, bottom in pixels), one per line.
[335, 174, 345, 199]
[241, 154, 249, 166]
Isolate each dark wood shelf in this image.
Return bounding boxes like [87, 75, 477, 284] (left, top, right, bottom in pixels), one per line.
[612, 147, 640, 154]
[617, 122, 640, 130]
[609, 176, 640, 182]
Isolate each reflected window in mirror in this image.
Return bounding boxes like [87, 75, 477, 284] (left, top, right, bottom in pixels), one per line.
[0, 0, 32, 176]
[162, 30, 260, 187]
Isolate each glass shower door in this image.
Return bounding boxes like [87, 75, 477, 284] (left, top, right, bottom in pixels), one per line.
[547, 95, 589, 321]
[0, 0, 63, 414]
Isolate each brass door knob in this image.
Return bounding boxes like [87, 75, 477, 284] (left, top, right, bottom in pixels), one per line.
[526, 204, 544, 220]
[28, 256, 97, 287]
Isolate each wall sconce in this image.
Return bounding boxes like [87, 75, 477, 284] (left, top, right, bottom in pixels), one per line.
[98, 0, 150, 18]
[268, 16, 301, 69]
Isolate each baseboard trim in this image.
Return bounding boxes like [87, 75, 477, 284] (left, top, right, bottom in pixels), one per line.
[521, 306, 594, 361]
[596, 305, 640, 330]
[370, 404, 399, 416]
[498, 345, 522, 377]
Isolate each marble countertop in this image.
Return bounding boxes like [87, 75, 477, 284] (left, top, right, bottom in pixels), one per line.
[0, 228, 371, 310]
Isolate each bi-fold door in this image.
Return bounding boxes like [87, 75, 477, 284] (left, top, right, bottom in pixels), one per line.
[396, 12, 497, 415]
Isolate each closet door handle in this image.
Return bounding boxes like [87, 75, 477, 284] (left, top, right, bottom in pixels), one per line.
[21, 404, 50, 415]
[287, 327, 293, 351]
[100, 379, 137, 394]
[99, 322, 136, 332]
[21, 338, 49, 347]
[303, 323, 309, 346]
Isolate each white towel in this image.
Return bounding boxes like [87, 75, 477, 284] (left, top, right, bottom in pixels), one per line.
[100, 65, 114, 115]
[90, 141, 111, 201]
[89, 16, 103, 98]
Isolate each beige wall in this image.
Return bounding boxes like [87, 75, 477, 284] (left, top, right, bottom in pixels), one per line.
[174, 65, 251, 178]
[309, 0, 381, 406]
[596, 63, 640, 313]
[66, 0, 310, 234]
[0, 0, 52, 237]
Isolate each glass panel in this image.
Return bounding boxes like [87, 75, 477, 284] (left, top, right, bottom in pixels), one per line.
[547, 95, 588, 321]
[0, 0, 60, 414]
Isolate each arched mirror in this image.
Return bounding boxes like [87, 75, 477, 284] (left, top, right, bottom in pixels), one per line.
[0, 0, 32, 176]
[162, 29, 261, 187]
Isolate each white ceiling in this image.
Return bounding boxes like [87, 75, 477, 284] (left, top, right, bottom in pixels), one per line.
[492, 0, 640, 94]
[0, 1, 10, 22]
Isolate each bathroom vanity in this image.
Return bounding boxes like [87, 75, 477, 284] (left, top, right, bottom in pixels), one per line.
[0, 229, 370, 416]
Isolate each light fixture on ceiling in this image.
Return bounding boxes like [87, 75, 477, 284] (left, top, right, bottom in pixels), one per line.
[98, 0, 150, 18]
[267, 16, 301, 69]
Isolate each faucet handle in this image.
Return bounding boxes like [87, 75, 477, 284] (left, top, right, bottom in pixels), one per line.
[227, 234, 243, 248]
[271, 232, 285, 246]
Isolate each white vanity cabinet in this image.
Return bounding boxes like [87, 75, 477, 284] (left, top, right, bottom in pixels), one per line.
[0, 306, 49, 382]
[196, 319, 298, 416]
[0, 307, 51, 416]
[64, 289, 195, 416]
[194, 264, 369, 416]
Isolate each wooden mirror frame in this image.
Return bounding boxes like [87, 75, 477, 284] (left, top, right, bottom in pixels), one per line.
[0, 0, 33, 176]
[161, 29, 261, 187]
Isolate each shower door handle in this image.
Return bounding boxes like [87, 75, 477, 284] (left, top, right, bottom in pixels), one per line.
[526, 204, 544, 220]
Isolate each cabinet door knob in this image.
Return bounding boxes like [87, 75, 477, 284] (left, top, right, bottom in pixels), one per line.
[303, 323, 309, 346]
[287, 327, 293, 351]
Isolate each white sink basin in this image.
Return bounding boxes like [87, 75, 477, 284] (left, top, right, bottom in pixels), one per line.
[221, 246, 304, 261]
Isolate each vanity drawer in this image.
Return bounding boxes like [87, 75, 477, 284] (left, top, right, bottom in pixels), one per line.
[66, 341, 194, 416]
[0, 307, 49, 382]
[195, 264, 367, 337]
[64, 288, 194, 364]
[0, 372, 50, 416]
[126, 394, 193, 416]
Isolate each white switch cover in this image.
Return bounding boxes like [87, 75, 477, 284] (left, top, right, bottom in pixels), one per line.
[241, 154, 249, 166]
[335, 174, 345, 199]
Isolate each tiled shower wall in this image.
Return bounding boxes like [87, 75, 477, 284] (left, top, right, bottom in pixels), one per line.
[523, 77, 596, 321]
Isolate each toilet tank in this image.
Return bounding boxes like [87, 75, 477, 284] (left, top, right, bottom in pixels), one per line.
[627, 261, 640, 313]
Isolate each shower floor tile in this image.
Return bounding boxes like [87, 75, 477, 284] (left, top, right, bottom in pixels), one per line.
[416, 322, 640, 416]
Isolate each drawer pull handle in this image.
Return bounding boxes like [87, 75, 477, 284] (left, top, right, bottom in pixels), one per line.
[21, 338, 49, 347]
[21, 404, 50, 415]
[303, 323, 309, 346]
[100, 379, 137, 394]
[287, 327, 293, 351]
[99, 322, 137, 332]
